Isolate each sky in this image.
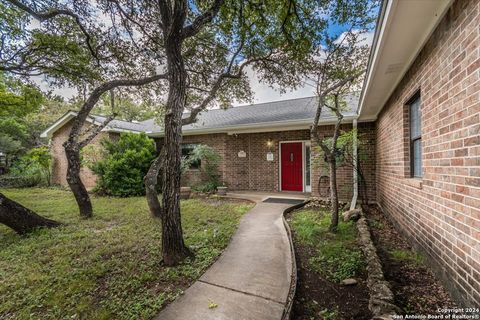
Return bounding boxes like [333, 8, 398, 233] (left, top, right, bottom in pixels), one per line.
[32, 9, 376, 107]
[36, 29, 375, 107]
[237, 30, 374, 106]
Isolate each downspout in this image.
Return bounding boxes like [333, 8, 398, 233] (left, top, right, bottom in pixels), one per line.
[350, 118, 358, 211]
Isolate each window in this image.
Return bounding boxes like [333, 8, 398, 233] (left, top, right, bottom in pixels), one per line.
[181, 144, 201, 169]
[305, 144, 311, 192]
[409, 95, 422, 178]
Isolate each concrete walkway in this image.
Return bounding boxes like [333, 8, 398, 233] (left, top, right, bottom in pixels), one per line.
[155, 192, 308, 320]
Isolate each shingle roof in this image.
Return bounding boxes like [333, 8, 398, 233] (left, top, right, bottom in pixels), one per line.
[97, 93, 359, 135]
[92, 93, 359, 134]
[90, 116, 149, 132]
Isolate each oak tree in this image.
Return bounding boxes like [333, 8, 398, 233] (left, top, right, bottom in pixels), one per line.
[308, 0, 377, 231]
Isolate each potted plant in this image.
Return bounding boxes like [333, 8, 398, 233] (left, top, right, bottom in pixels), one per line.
[217, 185, 228, 196]
[180, 186, 191, 199]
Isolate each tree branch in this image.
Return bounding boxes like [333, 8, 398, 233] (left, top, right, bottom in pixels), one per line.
[6, 0, 99, 62]
[68, 73, 167, 144]
[110, 0, 161, 45]
[181, 43, 262, 126]
[79, 115, 115, 149]
[181, 0, 225, 39]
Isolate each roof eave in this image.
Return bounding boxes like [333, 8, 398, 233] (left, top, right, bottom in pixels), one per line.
[147, 115, 358, 138]
[358, 0, 454, 121]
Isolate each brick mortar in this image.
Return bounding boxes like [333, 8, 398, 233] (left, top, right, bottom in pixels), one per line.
[375, 0, 480, 305]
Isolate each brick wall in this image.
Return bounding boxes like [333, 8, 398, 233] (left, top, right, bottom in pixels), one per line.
[375, 0, 480, 305]
[180, 133, 227, 187]
[224, 130, 311, 191]
[50, 122, 375, 200]
[179, 127, 375, 200]
[311, 122, 376, 202]
[50, 120, 116, 189]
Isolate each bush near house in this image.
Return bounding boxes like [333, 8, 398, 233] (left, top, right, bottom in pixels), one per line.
[0, 146, 52, 188]
[89, 133, 156, 197]
[181, 144, 221, 193]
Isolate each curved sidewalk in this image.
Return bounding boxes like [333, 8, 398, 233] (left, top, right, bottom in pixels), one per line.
[155, 192, 307, 320]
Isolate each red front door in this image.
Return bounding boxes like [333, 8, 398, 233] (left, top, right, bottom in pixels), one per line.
[281, 142, 303, 191]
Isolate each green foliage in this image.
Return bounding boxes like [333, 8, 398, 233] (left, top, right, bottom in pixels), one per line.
[191, 182, 218, 193]
[309, 246, 364, 283]
[0, 174, 42, 188]
[0, 73, 44, 119]
[91, 133, 156, 197]
[0, 73, 45, 161]
[369, 219, 384, 230]
[290, 209, 365, 283]
[289, 210, 324, 245]
[319, 308, 340, 320]
[0, 188, 253, 319]
[6, 147, 52, 187]
[0, 134, 22, 155]
[94, 93, 157, 122]
[389, 249, 425, 266]
[182, 145, 222, 192]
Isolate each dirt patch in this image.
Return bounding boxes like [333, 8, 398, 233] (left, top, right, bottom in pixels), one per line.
[364, 205, 457, 314]
[286, 209, 372, 320]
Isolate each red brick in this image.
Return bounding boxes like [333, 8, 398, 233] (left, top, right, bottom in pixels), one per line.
[375, 0, 480, 306]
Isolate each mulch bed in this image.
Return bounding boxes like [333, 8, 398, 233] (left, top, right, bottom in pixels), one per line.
[364, 205, 457, 315]
[286, 210, 372, 320]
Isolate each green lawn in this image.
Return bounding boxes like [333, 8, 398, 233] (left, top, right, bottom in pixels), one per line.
[0, 188, 253, 320]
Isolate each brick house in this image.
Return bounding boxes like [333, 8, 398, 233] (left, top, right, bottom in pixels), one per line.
[359, 0, 479, 306]
[41, 0, 479, 306]
[41, 94, 375, 202]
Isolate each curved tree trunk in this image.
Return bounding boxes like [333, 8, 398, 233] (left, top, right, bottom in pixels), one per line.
[156, 29, 192, 266]
[327, 101, 342, 233]
[328, 159, 339, 232]
[65, 144, 93, 218]
[145, 153, 163, 219]
[0, 193, 61, 234]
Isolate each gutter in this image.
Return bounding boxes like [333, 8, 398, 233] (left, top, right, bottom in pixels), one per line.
[350, 118, 358, 211]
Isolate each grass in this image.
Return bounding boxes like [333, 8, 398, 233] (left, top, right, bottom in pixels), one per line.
[0, 188, 253, 320]
[289, 208, 364, 283]
[389, 248, 425, 266]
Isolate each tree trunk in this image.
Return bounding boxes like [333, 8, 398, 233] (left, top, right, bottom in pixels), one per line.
[158, 32, 192, 266]
[145, 153, 163, 219]
[328, 158, 339, 232]
[0, 193, 61, 234]
[64, 143, 93, 218]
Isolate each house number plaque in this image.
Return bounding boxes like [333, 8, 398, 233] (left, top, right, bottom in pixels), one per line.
[266, 152, 274, 161]
[238, 150, 246, 158]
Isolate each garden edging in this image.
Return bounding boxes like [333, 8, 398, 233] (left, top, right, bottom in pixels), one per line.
[356, 209, 399, 319]
[281, 200, 310, 320]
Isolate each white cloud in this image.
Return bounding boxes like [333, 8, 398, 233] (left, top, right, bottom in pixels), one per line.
[31, 76, 77, 99]
[334, 29, 375, 47]
[234, 66, 316, 106]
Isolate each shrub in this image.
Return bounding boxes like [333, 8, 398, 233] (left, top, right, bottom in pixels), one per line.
[0, 175, 42, 188]
[192, 182, 218, 193]
[90, 133, 156, 197]
[181, 145, 221, 192]
[6, 146, 52, 187]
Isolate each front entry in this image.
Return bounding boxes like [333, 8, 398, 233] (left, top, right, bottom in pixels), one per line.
[281, 142, 303, 191]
